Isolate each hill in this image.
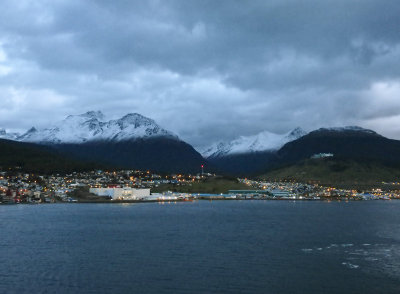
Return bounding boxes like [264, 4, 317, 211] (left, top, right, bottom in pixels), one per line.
[0, 139, 101, 174]
[260, 157, 400, 189]
[152, 176, 249, 194]
[276, 127, 400, 166]
[253, 127, 400, 186]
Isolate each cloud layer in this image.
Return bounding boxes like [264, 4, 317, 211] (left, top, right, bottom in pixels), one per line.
[1, 0, 400, 147]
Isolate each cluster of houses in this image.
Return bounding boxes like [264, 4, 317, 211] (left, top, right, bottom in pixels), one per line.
[0, 169, 205, 203]
[238, 179, 399, 200]
[1, 169, 400, 204]
[0, 172, 53, 203]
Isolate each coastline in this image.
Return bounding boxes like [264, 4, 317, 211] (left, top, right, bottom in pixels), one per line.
[1, 197, 396, 205]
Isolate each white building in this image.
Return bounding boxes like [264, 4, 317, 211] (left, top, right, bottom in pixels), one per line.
[311, 153, 334, 159]
[89, 187, 151, 200]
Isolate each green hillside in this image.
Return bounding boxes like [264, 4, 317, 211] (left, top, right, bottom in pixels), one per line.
[260, 157, 400, 189]
[0, 139, 101, 174]
[152, 176, 249, 194]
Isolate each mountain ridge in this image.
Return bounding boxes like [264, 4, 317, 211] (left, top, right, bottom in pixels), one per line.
[205, 126, 399, 176]
[1, 113, 398, 177]
[0, 111, 205, 173]
[15, 111, 177, 144]
[200, 127, 307, 158]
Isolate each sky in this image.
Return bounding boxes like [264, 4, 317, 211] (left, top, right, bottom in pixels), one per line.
[1, 0, 400, 147]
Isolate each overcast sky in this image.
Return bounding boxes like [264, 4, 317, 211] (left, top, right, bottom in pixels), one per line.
[1, 0, 400, 147]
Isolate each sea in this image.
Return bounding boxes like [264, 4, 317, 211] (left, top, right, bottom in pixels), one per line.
[1, 200, 400, 294]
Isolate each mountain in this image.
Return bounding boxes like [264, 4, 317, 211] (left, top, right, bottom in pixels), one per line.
[18, 111, 176, 144]
[202, 128, 307, 175]
[6, 111, 205, 174]
[4, 115, 399, 178]
[276, 126, 400, 166]
[258, 126, 400, 185]
[204, 125, 400, 177]
[201, 127, 307, 158]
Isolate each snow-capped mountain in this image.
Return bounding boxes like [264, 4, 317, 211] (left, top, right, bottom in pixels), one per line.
[0, 111, 205, 173]
[17, 111, 177, 144]
[0, 129, 20, 140]
[201, 127, 307, 158]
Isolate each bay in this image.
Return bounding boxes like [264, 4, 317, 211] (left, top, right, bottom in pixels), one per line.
[1, 201, 400, 294]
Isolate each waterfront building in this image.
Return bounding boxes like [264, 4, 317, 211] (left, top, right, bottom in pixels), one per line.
[89, 187, 151, 200]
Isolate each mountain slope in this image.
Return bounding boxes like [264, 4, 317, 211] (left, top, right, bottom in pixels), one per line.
[261, 157, 400, 188]
[206, 151, 278, 176]
[0, 139, 101, 173]
[54, 137, 206, 174]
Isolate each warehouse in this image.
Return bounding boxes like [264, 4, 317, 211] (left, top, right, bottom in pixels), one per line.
[89, 187, 150, 200]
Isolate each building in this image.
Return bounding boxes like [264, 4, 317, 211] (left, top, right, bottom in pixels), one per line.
[228, 190, 270, 195]
[270, 189, 293, 198]
[89, 187, 151, 200]
[311, 153, 334, 159]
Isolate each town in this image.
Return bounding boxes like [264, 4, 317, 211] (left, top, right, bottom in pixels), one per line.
[1, 169, 400, 204]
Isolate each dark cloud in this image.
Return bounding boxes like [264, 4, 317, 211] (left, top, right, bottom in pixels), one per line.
[1, 0, 400, 147]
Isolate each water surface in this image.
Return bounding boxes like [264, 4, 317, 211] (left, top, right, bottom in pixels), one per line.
[1, 201, 400, 293]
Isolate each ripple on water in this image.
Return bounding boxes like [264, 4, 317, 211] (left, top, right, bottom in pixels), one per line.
[301, 248, 313, 253]
[302, 242, 400, 277]
[342, 262, 360, 269]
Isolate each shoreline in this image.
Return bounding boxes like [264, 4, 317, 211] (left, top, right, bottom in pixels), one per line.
[1, 197, 397, 205]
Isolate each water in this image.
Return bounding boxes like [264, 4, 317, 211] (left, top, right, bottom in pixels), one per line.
[1, 201, 400, 294]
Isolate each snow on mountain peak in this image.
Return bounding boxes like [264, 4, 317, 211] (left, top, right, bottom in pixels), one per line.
[200, 127, 307, 158]
[287, 127, 307, 140]
[0, 128, 20, 140]
[85, 110, 105, 119]
[118, 113, 154, 127]
[121, 113, 145, 119]
[17, 111, 176, 144]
